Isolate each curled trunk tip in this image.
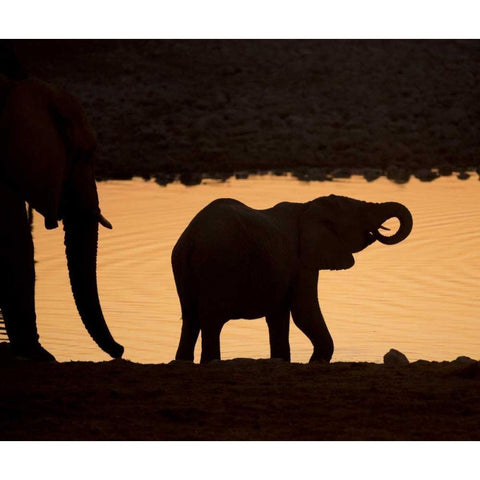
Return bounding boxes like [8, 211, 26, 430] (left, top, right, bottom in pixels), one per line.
[373, 202, 413, 245]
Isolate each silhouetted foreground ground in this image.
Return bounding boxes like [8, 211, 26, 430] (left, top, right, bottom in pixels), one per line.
[11, 40, 480, 185]
[1, 349, 480, 440]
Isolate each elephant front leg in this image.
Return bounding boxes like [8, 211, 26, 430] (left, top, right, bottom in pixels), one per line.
[0, 185, 55, 360]
[290, 269, 334, 362]
[175, 317, 200, 362]
[266, 307, 291, 361]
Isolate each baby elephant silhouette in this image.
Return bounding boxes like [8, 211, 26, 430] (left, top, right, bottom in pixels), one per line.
[172, 194, 412, 363]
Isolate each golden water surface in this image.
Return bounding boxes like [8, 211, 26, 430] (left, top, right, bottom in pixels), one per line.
[29, 175, 479, 363]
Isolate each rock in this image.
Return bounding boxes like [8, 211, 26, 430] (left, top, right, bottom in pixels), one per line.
[453, 356, 477, 365]
[383, 348, 409, 366]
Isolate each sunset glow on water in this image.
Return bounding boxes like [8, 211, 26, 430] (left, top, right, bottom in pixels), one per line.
[30, 174, 480, 363]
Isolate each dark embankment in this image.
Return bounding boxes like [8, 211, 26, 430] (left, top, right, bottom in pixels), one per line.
[1, 349, 480, 440]
[10, 40, 480, 185]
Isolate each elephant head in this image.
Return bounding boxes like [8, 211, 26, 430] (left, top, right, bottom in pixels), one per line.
[299, 194, 413, 271]
[0, 76, 123, 359]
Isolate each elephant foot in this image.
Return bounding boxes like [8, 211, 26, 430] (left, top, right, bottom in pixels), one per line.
[175, 351, 195, 362]
[200, 358, 222, 365]
[309, 341, 333, 363]
[170, 358, 194, 365]
[12, 343, 57, 362]
[309, 351, 332, 363]
[270, 357, 291, 363]
[309, 357, 330, 364]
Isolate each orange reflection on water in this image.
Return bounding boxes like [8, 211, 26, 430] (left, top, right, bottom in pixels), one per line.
[33, 174, 480, 363]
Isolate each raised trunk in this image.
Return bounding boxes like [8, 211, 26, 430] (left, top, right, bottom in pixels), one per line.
[63, 213, 123, 359]
[372, 202, 413, 245]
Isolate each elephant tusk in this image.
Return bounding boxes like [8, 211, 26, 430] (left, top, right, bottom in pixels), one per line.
[98, 213, 113, 229]
[378, 225, 391, 231]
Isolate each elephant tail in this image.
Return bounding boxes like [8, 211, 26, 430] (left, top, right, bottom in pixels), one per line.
[172, 236, 200, 319]
[172, 237, 196, 318]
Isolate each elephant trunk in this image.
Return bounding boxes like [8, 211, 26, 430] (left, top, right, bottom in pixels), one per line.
[63, 212, 124, 359]
[371, 202, 413, 245]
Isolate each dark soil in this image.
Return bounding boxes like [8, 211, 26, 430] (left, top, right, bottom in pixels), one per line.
[1, 348, 479, 440]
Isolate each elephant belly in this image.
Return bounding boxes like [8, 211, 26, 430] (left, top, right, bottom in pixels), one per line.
[196, 269, 290, 321]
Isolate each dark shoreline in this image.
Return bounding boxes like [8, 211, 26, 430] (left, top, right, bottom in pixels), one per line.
[129, 165, 479, 188]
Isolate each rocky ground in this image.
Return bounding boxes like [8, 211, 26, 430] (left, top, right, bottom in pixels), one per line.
[1, 343, 479, 440]
[11, 39, 480, 185]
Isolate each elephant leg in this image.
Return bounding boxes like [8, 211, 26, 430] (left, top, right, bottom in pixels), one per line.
[200, 320, 223, 364]
[175, 316, 200, 362]
[291, 269, 334, 362]
[266, 307, 291, 361]
[0, 184, 55, 360]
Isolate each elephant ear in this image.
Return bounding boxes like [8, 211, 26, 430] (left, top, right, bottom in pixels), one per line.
[49, 87, 97, 155]
[1, 77, 96, 229]
[299, 198, 355, 271]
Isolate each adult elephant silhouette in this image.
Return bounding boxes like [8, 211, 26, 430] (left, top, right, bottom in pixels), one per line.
[172, 195, 412, 363]
[0, 74, 123, 361]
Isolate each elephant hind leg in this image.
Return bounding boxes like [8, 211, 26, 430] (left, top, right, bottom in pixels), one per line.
[266, 307, 291, 361]
[175, 316, 200, 362]
[200, 321, 224, 364]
